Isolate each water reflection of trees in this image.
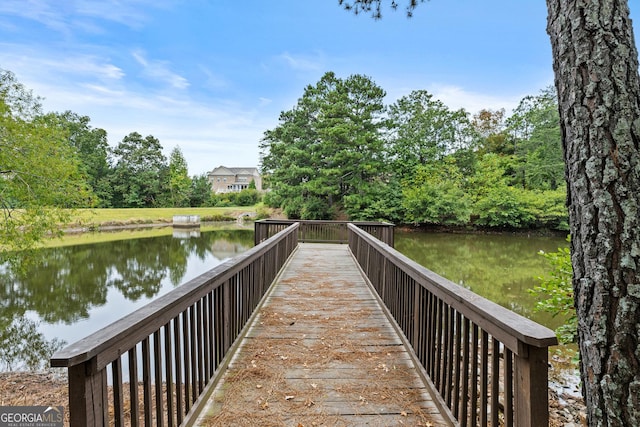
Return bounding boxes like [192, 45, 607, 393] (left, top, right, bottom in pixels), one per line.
[0, 230, 253, 324]
[0, 317, 66, 371]
[395, 231, 569, 326]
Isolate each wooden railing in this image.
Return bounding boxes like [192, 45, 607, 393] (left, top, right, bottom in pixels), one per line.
[51, 223, 299, 427]
[347, 223, 558, 427]
[254, 219, 395, 246]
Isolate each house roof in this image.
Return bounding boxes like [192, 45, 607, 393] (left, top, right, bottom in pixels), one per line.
[208, 166, 259, 176]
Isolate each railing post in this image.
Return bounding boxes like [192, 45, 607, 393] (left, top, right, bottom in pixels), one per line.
[515, 345, 550, 427]
[68, 360, 107, 427]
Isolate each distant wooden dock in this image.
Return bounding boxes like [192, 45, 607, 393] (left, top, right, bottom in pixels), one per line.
[197, 243, 448, 426]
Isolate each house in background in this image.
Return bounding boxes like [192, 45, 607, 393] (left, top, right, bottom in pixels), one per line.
[207, 166, 262, 193]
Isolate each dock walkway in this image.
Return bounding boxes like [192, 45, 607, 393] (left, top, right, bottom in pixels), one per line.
[197, 243, 447, 426]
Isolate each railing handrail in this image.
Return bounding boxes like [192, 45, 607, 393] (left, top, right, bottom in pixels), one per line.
[348, 223, 556, 426]
[347, 224, 557, 352]
[255, 219, 395, 246]
[51, 222, 300, 370]
[255, 219, 395, 226]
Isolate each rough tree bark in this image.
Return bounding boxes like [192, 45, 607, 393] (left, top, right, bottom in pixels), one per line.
[546, 1, 640, 425]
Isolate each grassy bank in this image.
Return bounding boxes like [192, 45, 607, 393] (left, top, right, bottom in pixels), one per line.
[34, 206, 265, 248]
[66, 206, 262, 229]
[44, 222, 253, 248]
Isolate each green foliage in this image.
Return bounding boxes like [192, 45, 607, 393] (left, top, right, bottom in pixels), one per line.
[263, 190, 283, 209]
[529, 243, 576, 344]
[110, 132, 168, 208]
[41, 111, 111, 207]
[506, 87, 564, 190]
[473, 109, 511, 155]
[402, 160, 471, 225]
[260, 71, 387, 220]
[256, 74, 567, 230]
[0, 70, 93, 264]
[469, 153, 568, 229]
[343, 178, 404, 222]
[301, 196, 335, 220]
[168, 146, 192, 207]
[189, 174, 212, 207]
[387, 89, 478, 181]
[234, 188, 261, 206]
[209, 188, 261, 207]
[522, 189, 569, 230]
[474, 186, 536, 228]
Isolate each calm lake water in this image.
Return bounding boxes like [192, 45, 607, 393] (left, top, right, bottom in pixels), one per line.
[0, 226, 568, 371]
[0, 226, 255, 371]
[395, 230, 569, 331]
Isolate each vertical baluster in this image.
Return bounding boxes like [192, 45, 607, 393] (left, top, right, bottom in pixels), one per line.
[215, 287, 224, 368]
[461, 318, 470, 427]
[173, 316, 184, 425]
[141, 337, 152, 427]
[453, 311, 463, 420]
[471, 324, 479, 427]
[213, 287, 220, 368]
[112, 357, 124, 427]
[204, 293, 212, 381]
[189, 305, 198, 403]
[504, 349, 513, 427]
[223, 280, 231, 355]
[480, 330, 489, 427]
[196, 300, 204, 394]
[403, 274, 409, 336]
[446, 306, 455, 408]
[182, 310, 191, 412]
[153, 330, 164, 427]
[428, 292, 437, 379]
[491, 338, 500, 426]
[413, 286, 424, 363]
[434, 299, 443, 391]
[440, 303, 450, 397]
[128, 346, 140, 427]
[164, 323, 175, 427]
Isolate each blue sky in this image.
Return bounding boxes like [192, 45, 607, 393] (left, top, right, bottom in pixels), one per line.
[1, 1, 638, 175]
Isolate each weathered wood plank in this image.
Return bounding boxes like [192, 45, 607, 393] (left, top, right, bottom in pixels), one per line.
[196, 243, 449, 426]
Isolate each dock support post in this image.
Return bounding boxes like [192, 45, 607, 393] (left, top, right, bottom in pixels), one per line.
[68, 359, 107, 427]
[515, 345, 549, 427]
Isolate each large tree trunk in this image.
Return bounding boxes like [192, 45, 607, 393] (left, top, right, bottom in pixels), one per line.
[546, 1, 640, 425]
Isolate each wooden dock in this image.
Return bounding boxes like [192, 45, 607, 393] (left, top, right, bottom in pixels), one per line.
[196, 243, 448, 426]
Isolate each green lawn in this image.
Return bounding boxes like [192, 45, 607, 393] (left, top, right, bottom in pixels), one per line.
[44, 222, 252, 248]
[67, 206, 260, 227]
[35, 206, 263, 248]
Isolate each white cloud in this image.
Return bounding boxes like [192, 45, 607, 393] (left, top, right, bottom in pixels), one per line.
[384, 80, 528, 116]
[277, 51, 324, 71]
[428, 84, 523, 115]
[1, 43, 268, 175]
[0, 0, 175, 35]
[132, 50, 189, 89]
[0, 44, 124, 82]
[0, 1, 69, 33]
[199, 66, 230, 90]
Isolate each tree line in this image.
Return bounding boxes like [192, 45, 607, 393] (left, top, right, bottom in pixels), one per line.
[0, 69, 261, 261]
[0, 69, 260, 213]
[261, 71, 567, 230]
